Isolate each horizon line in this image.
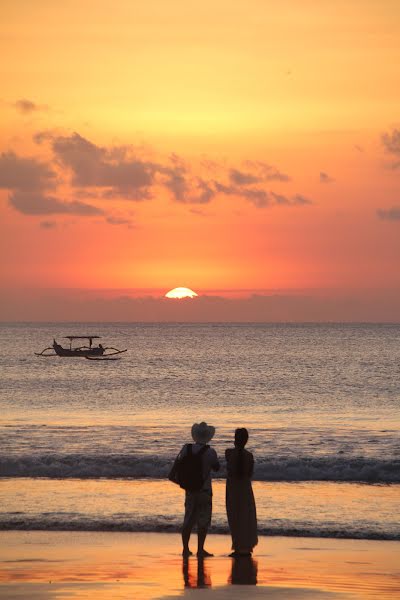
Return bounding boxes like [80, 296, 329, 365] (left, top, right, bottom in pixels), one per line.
[2, 320, 400, 325]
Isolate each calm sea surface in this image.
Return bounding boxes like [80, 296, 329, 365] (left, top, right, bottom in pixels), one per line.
[1, 323, 399, 539]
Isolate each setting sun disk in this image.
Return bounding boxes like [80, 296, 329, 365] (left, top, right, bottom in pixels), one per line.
[165, 287, 198, 299]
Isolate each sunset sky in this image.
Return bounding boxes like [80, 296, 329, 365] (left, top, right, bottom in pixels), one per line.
[1, 0, 399, 320]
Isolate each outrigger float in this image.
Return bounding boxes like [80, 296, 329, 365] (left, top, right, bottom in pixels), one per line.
[35, 336, 127, 360]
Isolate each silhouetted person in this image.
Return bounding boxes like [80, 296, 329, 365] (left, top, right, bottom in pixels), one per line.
[169, 422, 220, 557]
[225, 428, 258, 556]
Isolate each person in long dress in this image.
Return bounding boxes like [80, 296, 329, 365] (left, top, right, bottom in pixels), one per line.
[225, 428, 258, 556]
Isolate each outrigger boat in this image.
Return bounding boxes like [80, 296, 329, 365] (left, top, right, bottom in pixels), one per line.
[35, 336, 127, 360]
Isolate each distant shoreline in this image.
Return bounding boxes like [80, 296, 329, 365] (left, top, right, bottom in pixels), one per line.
[2, 321, 400, 325]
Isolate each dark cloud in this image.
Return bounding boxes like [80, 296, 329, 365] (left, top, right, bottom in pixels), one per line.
[230, 163, 291, 186]
[188, 179, 215, 204]
[40, 220, 57, 229]
[199, 157, 220, 172]
[40, 132, 158, 197]
[168, 152, 188, 170]
[33, 130, 56, 144]
[163, 167, 216, 204]
[4, 289, 400, 322]
[0, 130, 309, 215]
[382, 128, 400, 168]
[214, 181, 270, 207]
[9, 191, 104, 216]
[240, 187, 270, 207]
[270, 192, 289, 205]
[319, 171, 334, 183]
[14, 99, 47, 114]
[292, 194, 313, 205]
[382, 129, 400, 156]
[27, 130, 307, 209]
[244, 160, 291, 182]
[101, 188, 152, 201]
[73, 187, 151, 201]
[271, 192, 313, 206]
[165, 158, 294, 207]
[189, 208, 214, 217]
[163, 169, 187, 202]
[377, 206, 400, 221]
[0, 152, 55, 190]
[162, 155, 216, 204]
[215, 183, 312, 208]
[74, 189, 102, 199]
[106, 216, 134, 226]
[213, 181, 232, 195]
[229, 169, 261, 185]
[66, 200, 104, 215]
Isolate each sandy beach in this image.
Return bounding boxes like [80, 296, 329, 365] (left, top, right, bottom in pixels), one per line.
[0, 532, 398, 599]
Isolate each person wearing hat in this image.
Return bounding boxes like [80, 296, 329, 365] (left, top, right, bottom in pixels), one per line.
[170, 421, 220, 557]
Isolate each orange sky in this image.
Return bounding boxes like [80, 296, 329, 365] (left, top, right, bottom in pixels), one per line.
[1, 0, 399, 319]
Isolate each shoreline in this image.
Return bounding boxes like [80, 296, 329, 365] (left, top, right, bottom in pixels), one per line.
[0, 527, 399, 542]
[1, 478, 398, 542]
[1, 531, 399, 599]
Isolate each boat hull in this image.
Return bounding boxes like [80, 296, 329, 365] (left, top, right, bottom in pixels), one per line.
[54, 347, 104, 357]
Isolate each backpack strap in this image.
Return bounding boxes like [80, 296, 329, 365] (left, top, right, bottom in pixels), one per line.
[198, 444, 209, 457]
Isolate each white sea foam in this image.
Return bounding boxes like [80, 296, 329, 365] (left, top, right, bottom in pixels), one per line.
[0, 514, 398, 540]
[1, 453, 399, 483]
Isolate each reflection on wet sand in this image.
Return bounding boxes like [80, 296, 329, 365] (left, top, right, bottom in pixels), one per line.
[182, 556, 257, 591]
[229, 556, 258, 585]
[0, 532, 398, 600]
[183, 557, 212, 588]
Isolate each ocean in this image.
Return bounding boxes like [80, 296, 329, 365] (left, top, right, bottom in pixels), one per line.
[1, 323, 399, 541]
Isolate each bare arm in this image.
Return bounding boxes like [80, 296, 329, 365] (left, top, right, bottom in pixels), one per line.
[211, 448, 220, 472]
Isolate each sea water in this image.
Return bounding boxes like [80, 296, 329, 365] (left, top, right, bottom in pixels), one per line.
[1, 323, 399, 540]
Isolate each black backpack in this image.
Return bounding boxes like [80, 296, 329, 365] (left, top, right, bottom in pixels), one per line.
[176, 444, 209, 492]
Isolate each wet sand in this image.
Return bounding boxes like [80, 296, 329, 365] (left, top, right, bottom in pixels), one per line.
[0, 532, 398, 599]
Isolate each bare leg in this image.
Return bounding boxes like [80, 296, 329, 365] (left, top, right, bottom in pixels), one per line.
[182, 511, 196, 556]
[182, 525, 193, 556]
[197, 527, 213, 557]
[182, 494, 196, 556]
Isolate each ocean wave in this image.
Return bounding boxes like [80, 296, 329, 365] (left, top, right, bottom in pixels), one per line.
[0, 514, 398, 541]
[254, 457, 400, 483]
[1, 454, 399, 483]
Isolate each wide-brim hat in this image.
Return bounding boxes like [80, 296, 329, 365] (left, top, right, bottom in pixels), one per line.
[191, 422, 215, 444]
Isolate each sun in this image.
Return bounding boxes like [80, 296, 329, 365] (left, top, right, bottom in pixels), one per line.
[165, 287, 198, 299]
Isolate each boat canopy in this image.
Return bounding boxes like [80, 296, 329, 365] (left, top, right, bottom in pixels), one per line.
[64, 336, 101, 340]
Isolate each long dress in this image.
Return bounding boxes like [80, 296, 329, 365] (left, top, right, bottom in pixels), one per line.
[225, 448, 258, 552]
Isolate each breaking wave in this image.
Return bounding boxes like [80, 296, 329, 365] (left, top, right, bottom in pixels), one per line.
[0, 514, 398, 540]
[1, 453, 399, 483]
